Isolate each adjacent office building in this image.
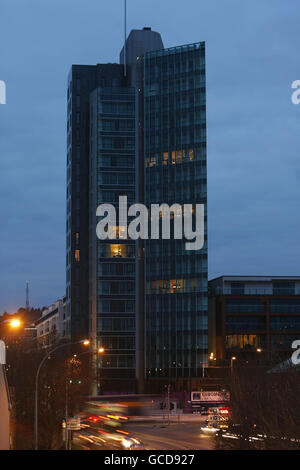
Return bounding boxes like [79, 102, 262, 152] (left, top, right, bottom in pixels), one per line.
[66, 28, 208, 393]
[209, 276, 300, 363]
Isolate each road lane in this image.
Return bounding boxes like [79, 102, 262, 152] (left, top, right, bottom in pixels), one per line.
[124, 423, 215, 450]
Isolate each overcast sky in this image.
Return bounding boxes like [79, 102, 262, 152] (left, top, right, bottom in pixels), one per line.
[0, 0, 299, 313]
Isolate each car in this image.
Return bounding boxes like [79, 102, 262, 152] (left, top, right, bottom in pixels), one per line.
[121, 437, 146, 450]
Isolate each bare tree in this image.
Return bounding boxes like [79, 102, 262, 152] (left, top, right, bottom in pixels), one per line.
[217, 364, 300, 450]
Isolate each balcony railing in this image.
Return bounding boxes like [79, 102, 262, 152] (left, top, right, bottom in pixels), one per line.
[213, 287, 300, 296]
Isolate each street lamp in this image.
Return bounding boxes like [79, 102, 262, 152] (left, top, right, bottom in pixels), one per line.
[9, 319, 22, 329]
[230, 356, 236, 374]
[34, 339, 89, 450]
[65, 347, 104, 450]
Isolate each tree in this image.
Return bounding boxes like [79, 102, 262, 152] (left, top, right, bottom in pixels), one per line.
[6, 339, 94, 449]
[217, 364, 300, 450]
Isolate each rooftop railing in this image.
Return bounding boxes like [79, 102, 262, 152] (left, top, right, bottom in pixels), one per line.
[213, 287, 300, 296]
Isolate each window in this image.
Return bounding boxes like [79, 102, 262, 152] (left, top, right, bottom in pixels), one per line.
[270, 316, 300, 331]
[226, 334, 264, 350]
[226, 299, 265, 313]
[98, 244, 135, 258]
[226, 316, 266, 332]
[273, 282, 295, 296]
[231, 282, 245, 295]
[270, 299, 300, 313]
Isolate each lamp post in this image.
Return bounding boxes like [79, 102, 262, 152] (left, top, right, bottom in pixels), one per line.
[34, 339, 90, 450]
[167, 384, 171, 426]
[65, 347, 105, 450]
[230, 356, 236, 374]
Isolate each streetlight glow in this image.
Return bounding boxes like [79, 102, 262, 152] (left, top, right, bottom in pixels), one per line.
[98, 347, 105, 354]
[10, 319, 21, 328]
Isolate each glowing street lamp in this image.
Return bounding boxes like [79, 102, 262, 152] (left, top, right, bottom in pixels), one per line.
[9, 319, 22, 329]
[230, 356, 236, 374]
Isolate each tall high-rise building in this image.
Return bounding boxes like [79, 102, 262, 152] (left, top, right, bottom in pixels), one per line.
[142, 42, 208, 390]
[66, 28, 207, 394]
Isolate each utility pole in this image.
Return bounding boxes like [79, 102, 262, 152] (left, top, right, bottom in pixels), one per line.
[167, 384, 171, 426]
[65, 379, 69, 450]
[26, 281, 30, 312]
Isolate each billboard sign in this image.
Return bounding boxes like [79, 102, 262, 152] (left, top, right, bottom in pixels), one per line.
[191, 391, 230, 403]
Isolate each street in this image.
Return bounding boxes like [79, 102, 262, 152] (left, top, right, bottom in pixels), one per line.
[72, 416, 215, 451]
[124, 422, 215, 450]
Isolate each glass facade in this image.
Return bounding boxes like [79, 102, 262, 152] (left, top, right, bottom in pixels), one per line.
[89, 86, 136, 389]
[270, 299, 300, 313]
[226, 316, 266, 332]
[225, 298, 265, 313]
[209, 277, 300, 361]
[270, 316, 300, 331]
[144, 43, 208, 378]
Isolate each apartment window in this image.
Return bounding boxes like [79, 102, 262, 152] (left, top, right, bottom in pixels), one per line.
[270, 298, 300, 313]
[226, 316, 266, 332]
[226, 334, 264, 350]
[226, 298, 265, 313]
[273, 281, 295, 296]
[270, 316, 300, 331]
[231, 282, 245, 295]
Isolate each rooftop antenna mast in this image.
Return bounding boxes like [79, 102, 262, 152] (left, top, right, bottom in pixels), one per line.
[124, 0, 127, 77]
[26, 281, 30, 312]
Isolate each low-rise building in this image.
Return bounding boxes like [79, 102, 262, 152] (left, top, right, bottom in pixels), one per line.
[35, 298, 66, 348]
[209, 276, 300, 363]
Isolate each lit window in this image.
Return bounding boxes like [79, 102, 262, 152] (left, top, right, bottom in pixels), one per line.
[109, 244, 124, 258]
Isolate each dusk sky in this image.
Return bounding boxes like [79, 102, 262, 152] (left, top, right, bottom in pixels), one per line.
[0, 0, 299, 313]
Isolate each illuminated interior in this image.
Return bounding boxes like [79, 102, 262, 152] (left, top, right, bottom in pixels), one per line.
[75, 249, 80, 262]
[108, 244, 125, 258]
[226, 334, 262, 350]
